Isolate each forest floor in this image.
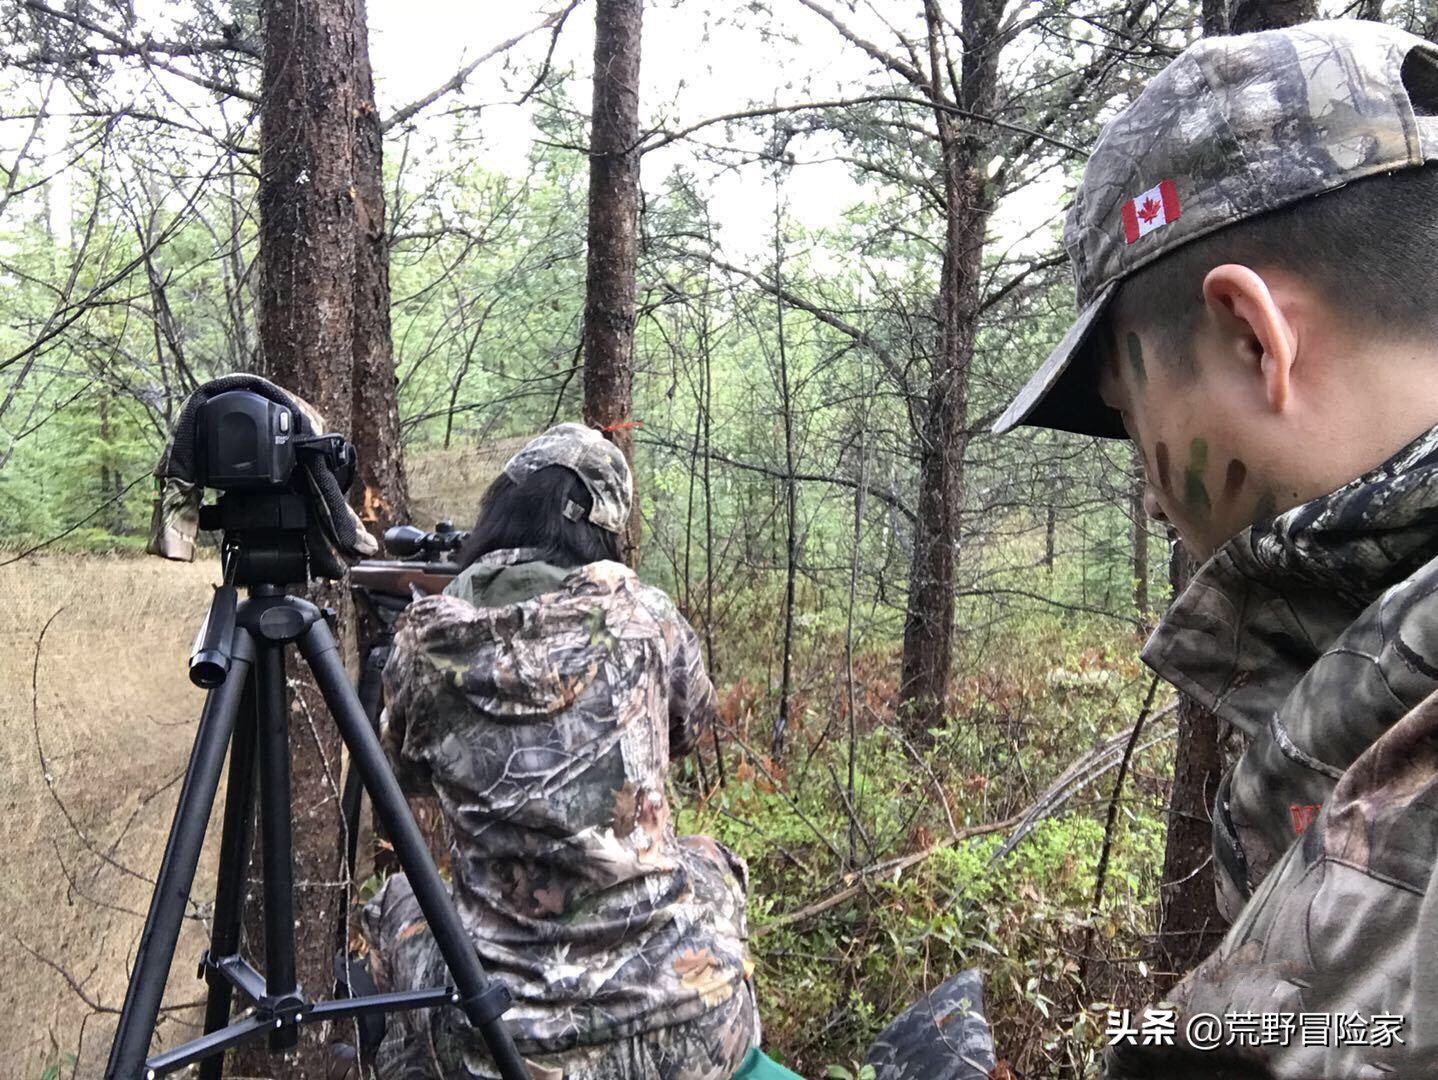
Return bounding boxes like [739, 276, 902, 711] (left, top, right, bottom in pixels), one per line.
[0, 547, 1170, 1079]
[0, 555, 222, 1078]
[0, 450, 525, 1078]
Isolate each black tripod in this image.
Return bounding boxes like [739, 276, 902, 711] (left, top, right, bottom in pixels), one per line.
[104, 492, 530, 1079]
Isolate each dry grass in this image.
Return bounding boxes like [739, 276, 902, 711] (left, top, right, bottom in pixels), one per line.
[0, 554, 223, 1077]
[404, 438, 528, 530]
[0, 449, 515, 1076]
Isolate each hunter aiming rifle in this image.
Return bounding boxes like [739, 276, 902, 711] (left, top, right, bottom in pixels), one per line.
[344, 493, 1002, 1080]
[106, 376, 530, 1080]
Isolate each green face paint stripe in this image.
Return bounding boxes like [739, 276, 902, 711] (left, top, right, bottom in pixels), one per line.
[1126, 333, 1146, 385]
[1184, 437, 1211, 516]
[1184, 473, 1211, 515]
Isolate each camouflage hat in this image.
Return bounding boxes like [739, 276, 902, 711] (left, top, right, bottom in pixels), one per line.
[503, 422, 633, 533]
[994, 19, 1438, 439]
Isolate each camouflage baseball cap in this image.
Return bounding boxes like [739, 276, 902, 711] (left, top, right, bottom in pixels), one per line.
[503, 422, 633, 533]
[994, 19, 1438, 439]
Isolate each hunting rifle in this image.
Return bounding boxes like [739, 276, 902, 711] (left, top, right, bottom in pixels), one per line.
[351, 521, 468, 603]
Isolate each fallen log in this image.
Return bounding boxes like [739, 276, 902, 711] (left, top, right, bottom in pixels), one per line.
[756, 815, 1021, 936]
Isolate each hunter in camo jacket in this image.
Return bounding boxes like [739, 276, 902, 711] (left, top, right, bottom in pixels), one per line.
[991, 20, 1438, 1079]
[360, 425, 758, 1080]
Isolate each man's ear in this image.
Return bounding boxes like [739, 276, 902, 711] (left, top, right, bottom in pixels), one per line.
[1200, 264, 1298, 412]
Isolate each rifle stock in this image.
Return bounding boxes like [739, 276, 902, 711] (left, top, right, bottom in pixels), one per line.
[350, 559, 459, 599]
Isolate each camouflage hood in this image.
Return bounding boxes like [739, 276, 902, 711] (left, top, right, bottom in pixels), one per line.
[442, 548, 571, 611]
[1144, 422, 1438, 916]
[435, 549, 582, 717]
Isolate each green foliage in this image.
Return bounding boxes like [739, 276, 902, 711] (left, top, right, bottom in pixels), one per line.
[674, 595, 1167, 1076]
[38, 1053, 76, 1080]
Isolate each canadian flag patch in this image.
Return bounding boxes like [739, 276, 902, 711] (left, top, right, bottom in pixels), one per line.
[1121, 180, 1181, 244]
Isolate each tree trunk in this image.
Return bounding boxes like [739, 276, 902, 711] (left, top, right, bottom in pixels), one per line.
[1132, 449, 1149, 616]
[1153, 0, 1273, 989]
[227, 163, 256, 372]
[582, 0, 642, 565]
[100, 395, 125, 534]
[1154, 546, 1227, 987]
[242, 0, 358, 1073]
[350, 0, 410, 545]
[1228, 0, 1314, 32]
[772, 198, 798, 756]
[897, 0, 1001, 742]
[1044, 501, 1056, 574]
[1203, 0, 1229, 35]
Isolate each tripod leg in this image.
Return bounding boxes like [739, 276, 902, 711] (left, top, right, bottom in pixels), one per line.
[297, 621, 532, 1080]
[196, 674, 260, 1080]
[254, 636, 301, 1051]
[105, 631, 256, 1080]
[335, 642, 388, 958]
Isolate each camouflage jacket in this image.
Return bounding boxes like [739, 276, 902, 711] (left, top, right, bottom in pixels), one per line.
[1106, 425, 1438, 1077]
[369, 550, 752, 1054]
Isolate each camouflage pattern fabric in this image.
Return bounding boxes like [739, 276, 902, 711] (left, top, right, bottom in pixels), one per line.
[360, 549, 757, 1074]
[864, 969, 995, 1080]
[1105, 424, 1438, 1078]
[363, 873, 756, 1080]
[995, 20, 1438, 438]
[503, 423, 633, 534]
[147, 477, 203, 561]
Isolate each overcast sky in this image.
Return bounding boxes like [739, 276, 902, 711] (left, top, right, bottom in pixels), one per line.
[365, 0, 1066, 263]
[12, 1, 1066, 270]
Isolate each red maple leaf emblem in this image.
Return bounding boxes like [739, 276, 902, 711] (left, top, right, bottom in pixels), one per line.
[1136, 197, 1161, 224]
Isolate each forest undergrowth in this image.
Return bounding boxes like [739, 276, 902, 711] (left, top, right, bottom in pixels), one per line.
[3, 549, 1172, 1080]
[672, 602, 1172, 1077]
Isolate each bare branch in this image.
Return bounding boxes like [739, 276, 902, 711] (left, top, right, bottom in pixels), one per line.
[381, 3, 580, 132]
[640, 94, 1086, 159]
[793, 0, 928, 91]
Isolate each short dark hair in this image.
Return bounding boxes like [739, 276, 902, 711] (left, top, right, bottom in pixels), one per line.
[456, 464, 622, 570]
[1107, 162, 1438, 371]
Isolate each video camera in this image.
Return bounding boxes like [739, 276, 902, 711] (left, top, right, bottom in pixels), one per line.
[172, 388, 363, 588]
[193, 390, 356, 493]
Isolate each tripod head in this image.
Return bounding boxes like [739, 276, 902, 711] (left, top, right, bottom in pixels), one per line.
[202, 491, 310, 587]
